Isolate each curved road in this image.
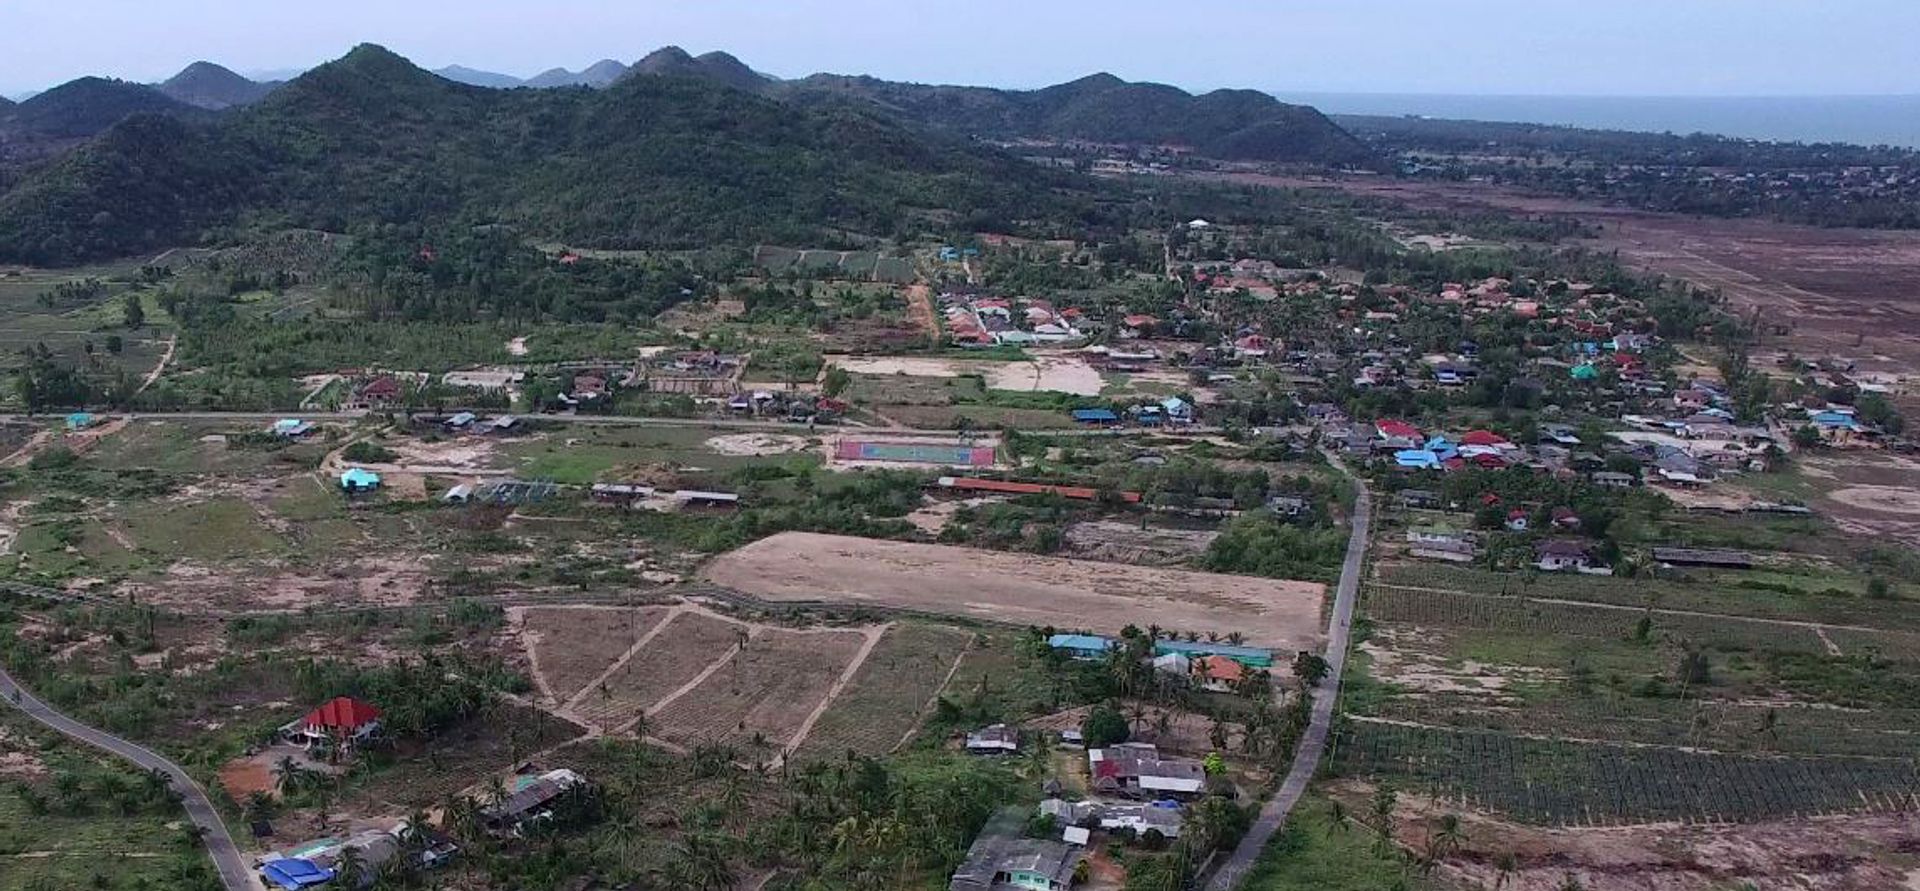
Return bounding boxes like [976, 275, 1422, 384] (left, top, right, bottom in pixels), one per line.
[1205, 458, 1371, 890]
[0, 665, 254, 891]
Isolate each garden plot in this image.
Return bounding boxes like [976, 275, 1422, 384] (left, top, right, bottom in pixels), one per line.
[570, 610, 746, 731]
[519, 606, 671, 703]
[649, 627, 873, 758]
[791, 623, 973, 760]
[1062, 520, 1218, 565]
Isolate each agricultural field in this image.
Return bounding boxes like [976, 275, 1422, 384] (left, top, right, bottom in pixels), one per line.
[752, 245, 917, 283]
[702, 531, 1328, 650]
[520, 606, 672, 702]
[567, 610, 748, 731]
[648, 626, 871, 757]
[791, 622, 973, 760]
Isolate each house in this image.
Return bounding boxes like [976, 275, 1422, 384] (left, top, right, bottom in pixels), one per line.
[1410, 537, 1477, 563]
[1551, 507, 1582, 530]
[261, 822, 457, 890]
[443, 483, 475, 504]
[1151, 652, 1191, 678]
[64, 411, 96, 431]
[936, 477, 1141, 503]
[950, 808, 1084, 891]
[1592, 471, 1637, 489]
[282, 697, 381, 753]
[1650, 547, 1755, 569]
[1191, 655, 1246, 693]
[1151, 640, 1273, 668]
[1505, 509, 1531, 532]
[1047, 634, 1116, 661]
[271, 419, 314, 438]
[1071, 408, 1120, 426]
[1089, 743, 1206, 798]
[1539, 424, 1582, 446]
[1375, 419, 1422, 442]
[1398, 489, 1442, 509]
[354, 375, 403, 408]
[1535, 539, 1609, 574]
[339, 467, 381, 493]
[1160, 397, 1194, 424]
[589, 483, 655, 505]
[484, 415, 518, 433]
[1459, 430, 1510, 449]
[445, 411, 476, 430]
[1267, 495, 1308, 517]
[966, 724, 1020, 755]
[1097, 802, 1184, 839]
[482, 769, 588, 836]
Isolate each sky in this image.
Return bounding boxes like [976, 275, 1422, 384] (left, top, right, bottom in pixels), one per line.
[3, 0, 1918, 98]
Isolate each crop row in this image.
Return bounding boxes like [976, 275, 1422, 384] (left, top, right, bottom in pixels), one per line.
[1331, 720, 1920, 825]
[1366, 585, 1832, 654]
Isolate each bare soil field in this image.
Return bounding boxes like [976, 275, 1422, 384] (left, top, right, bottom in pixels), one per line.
[701, 532, 1327, 650]
[1219, 172, 1920, 377]
[570, 610, 746, 731]
[791, 623, 973, 760]
[828, 354, 1105, 395]
[1330, 779, 1920, 891]
[1062, 520, 1219, 565]
[649, 627, 872, 756]
[519, 606, 671, 703]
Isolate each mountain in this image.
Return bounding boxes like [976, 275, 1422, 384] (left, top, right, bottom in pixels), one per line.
[522, 60, 629, 89]
[774, 70, 1373, 166]
[433, 65, 522, 89]
[3, 77, 203, 139]
[0, 44, 1079, 266]
[625, 47, 770, 93]
[157, 62, 279, 110]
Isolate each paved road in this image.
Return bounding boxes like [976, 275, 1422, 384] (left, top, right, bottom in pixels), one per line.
[0, 664, 254, 891]
[1204, 459, 1372, 890]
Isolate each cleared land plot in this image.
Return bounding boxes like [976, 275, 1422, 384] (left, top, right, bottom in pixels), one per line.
[572, 611, 745, 731]
[703, 532, 1326, 650]
[650, 628, 868, 755]
[1367, 586, 1832, 654]
[792, 623, 971, 760]
[522, 606, 671, 702]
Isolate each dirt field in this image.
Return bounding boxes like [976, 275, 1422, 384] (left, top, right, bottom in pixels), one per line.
[519, 606, 671, 703]
[649, 627, 872, 756]
[829, 354, 1104, 395]
[1062, 520, 1219, 565]
[701, 532, 1327, 650]
[1328, 779, 1920, 891]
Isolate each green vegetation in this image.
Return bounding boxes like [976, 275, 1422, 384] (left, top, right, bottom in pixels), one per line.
[1241, 796, 1427, 891]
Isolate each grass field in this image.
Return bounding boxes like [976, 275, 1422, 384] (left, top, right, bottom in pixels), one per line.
[1240, 795, 1429, 891]
[123, 497, 286, 562]
[0, 709, 220, 891]
[501, 425, 819, 485]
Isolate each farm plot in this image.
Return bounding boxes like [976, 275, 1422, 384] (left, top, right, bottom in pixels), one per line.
[521, 606, 671, 703]
[1366, 586, 1832, 654]
[1333, 721, 1920, 826]
[571, 611, 746, 731]
[791, 623, 972, 761]
[702, 532, 1326, 651]
[649, 628, 870, 757]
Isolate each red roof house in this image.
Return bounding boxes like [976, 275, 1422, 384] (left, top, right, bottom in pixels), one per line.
[304, 697, 381, 735]
[1375, 419, 1421, 440]
[1460, 430, 1509, 447]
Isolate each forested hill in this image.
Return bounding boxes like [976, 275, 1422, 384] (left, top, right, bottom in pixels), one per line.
[1, 77, 205, 139]
[0, 44, 1084, 266]
[157, 61, 280, 110]
[767, 71, 1376, 166]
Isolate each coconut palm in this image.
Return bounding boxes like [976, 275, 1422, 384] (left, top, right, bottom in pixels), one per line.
[273, 756, 306, 795]
[335, 844, 368, 888]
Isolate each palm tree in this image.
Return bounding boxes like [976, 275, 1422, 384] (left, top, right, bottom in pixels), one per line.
[1493, 851, 1519, 890]
[273, 756, 306, 795]
[1422, 813, 1464, 874]
[335, 844, 368, 889]
[1327, 800, 1349, 833]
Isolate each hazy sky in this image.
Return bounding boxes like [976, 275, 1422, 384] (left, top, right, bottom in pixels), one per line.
[4, 0, 1917, 97]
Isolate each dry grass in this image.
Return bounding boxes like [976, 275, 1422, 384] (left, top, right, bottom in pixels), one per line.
[791, 623, 971, 760]
[650, 628, 867, 756]
[571, 612, 746, 731]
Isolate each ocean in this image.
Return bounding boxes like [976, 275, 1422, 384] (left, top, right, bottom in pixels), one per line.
[1274, 92, 1920, 149]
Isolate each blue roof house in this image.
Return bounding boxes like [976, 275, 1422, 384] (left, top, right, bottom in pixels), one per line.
[1071, 408, 1119, 425]
[1047, 634, 1116, 661]
[1395, 449, 1443, 470]
[340, 467, 382, 492]
[65, 411, 96, 430]
[1152, 640, 1274, 668]
[261, 858, 336, 890]
[1160, 397, 1194, 422]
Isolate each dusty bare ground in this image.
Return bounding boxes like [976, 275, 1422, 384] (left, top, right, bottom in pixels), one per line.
[1062, 520, 1218, 565]
[121, 559, 436, 612]
[827, 354, 1105, 395]
[701, 532, 1327, 650]
[704, 433, 812, 456]
[1325, 779, 1920, 891]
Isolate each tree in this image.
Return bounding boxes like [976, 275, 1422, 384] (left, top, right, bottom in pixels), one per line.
[1493, 851, 1519, 889]
[122, 292, 145, 329]
[1081, 704, 1129, 748]
[1791, 424, 1821, 449]
[821, 366, 851, 398]
[105, 334, 123, 354]
[1866, 577, 1893, 600]
[335, 844, 368, 888]
[1292, 651, 1330, 688]
[272, 756, 306, 795]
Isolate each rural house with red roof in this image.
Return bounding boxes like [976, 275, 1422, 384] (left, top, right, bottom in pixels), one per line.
[282, 696, 383, 754]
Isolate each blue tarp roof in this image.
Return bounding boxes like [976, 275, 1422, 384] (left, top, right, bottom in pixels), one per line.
[262, 858, 335, 890]
[1395, 450, 1442, 469]
[340, 467, 381, 489]
[1047, 633, 1115, 652]
[1811, 411, 1860, 428]
[1072, 409, 1119, 422]
[273, 419, 306, 431]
